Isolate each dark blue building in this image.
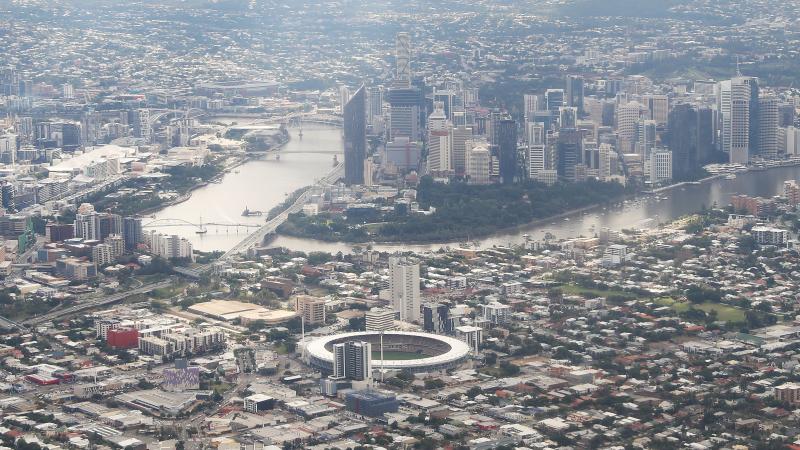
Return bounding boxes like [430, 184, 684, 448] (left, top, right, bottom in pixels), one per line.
[345, 390, 399, 418]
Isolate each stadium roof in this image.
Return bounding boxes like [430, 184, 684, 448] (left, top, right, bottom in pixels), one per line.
[305, 331, 471, 370]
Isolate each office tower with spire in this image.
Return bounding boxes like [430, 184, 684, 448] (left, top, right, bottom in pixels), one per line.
[389, 256, 420, 323]
[395, 32, 411, 87]
[343, 86, 367, 185]
[718, 77, 753, 164]
[427, 102, 453, 173]
[388, 33, 423, 142]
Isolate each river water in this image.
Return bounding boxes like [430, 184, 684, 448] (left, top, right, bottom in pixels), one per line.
[153, 125, 800, 254]
[149, 123, 342, 252]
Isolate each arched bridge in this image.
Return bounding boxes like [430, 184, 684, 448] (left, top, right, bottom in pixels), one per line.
[143, 218, 263, 231]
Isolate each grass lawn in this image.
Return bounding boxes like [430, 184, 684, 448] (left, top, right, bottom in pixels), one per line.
[372, 351, 428, 361]
[560, 284, 637, 301]
[655, 297, 745, 323]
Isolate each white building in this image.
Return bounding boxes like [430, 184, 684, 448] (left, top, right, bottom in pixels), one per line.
[427, 102, 453, 174]
[482, 302, 511, 325]
[466, 143, 491, 185]
[389, 256, 421, 323]
[455, 325, 482, 352]
[751, 226, 788, 246]
[648, 148, 673, 184]
[527, 122, 546, 178]
[332, 340, 372, 382]
[603, 244, 629, 267]
[145, 231, 194, 261]
[366, 308, 395, 332]
[718, 76, 755, 164]
[616, 102, 643, 153]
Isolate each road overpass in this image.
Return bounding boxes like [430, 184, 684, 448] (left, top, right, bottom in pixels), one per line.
[24, 280, 173, 325]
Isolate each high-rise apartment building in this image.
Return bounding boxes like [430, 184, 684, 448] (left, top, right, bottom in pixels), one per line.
[636, 120, 657, 157]
[649, 148, 673, 184]
[423, 303, 452, 334]
[294, 295, 326, 325]
[389, 256, 420, 323]
[123, 216, 143, 251]
[332, 340, 372, 381]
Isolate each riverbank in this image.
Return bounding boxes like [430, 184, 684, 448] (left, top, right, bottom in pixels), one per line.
[277, 178, 630, 244]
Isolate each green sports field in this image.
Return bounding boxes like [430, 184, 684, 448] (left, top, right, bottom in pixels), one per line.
[372, 351, 428, 360]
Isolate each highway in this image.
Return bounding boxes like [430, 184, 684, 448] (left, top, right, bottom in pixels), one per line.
[0, 315, 28, 332]
[23, 279, 173, 325]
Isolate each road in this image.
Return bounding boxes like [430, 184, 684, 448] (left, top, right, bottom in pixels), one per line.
[24, 279, 173, 325]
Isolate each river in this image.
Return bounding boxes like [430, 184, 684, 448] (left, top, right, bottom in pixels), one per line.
[149, 123, 342, 252]
[153, 125, 800, 254]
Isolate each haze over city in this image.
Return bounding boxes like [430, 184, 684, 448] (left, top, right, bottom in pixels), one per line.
[0, 1, 800, 449]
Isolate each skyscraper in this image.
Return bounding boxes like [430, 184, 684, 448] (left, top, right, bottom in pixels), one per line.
[523, 94, 539, 124]
[666, 104, 717, 180]
[343, 86, 366, 185]
[644, 95, 669, 125]
[545, 89, 565, 112]
[367, 85, 383, 128]
[636, 120, 657, 157]
[427, 102, 453, 173]
[395, 32, 411, 86]
[388, 86, 423, 141]
[566, 75, 584, 114]
[718, 77, 752, 164]
[451, 125, 472, 175]
[557, 128, 583, 182]
[123, 216, 143, 251]
[497, 118, 518, 184]
[332, 340, 372, 381]
[758, 96, 779, 159]
[616, 102, 643, 154]
[423, 304, 451, 334]
[527, 122, 546, 179]
[559, 107, 577, 129]
[389, 256, 420, 323]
